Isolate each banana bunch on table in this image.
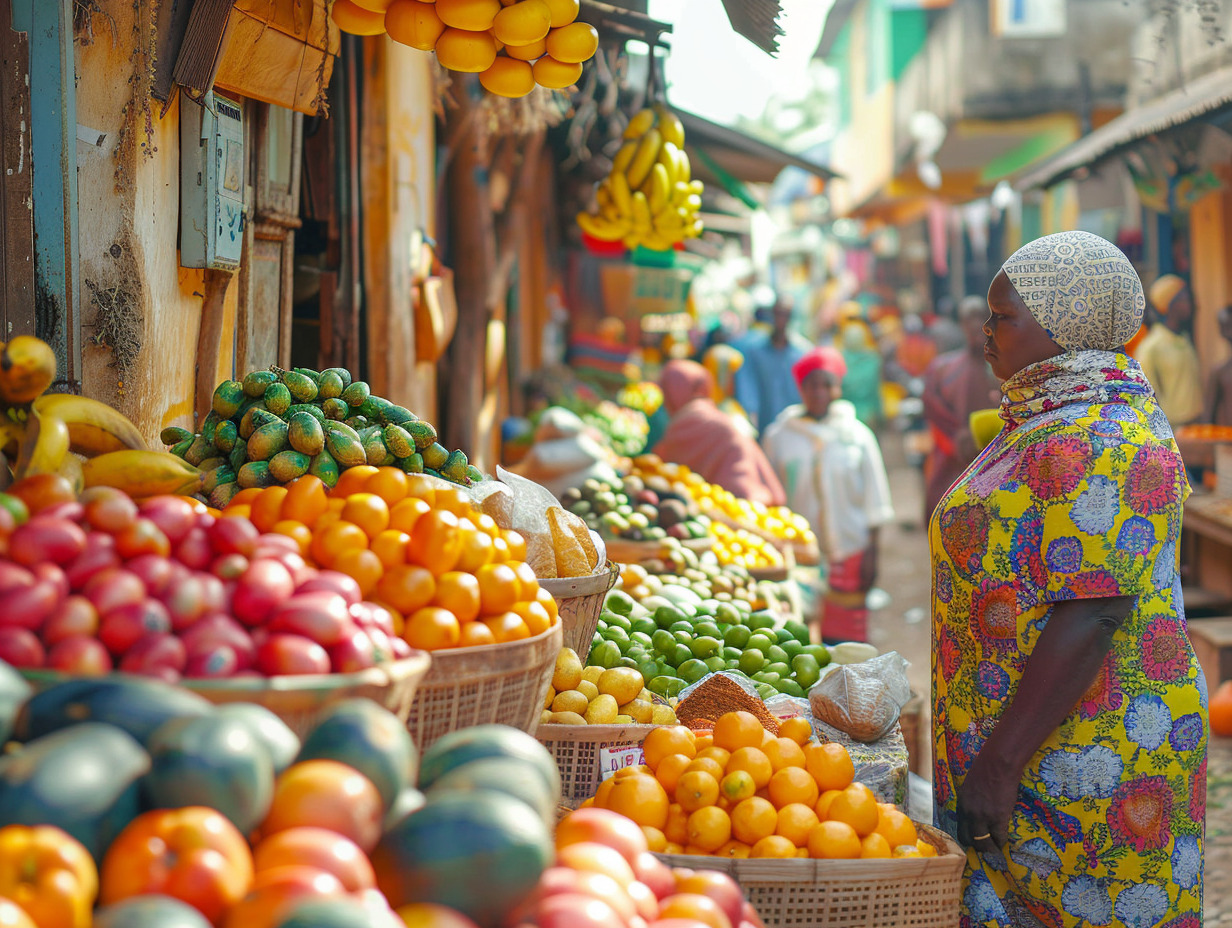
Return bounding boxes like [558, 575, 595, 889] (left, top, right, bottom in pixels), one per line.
[576, 104, 705, 251]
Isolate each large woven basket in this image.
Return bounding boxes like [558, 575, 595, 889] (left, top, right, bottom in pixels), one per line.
[537, 721, 657, 806]
[21, 653, 432, 739]
[655, 823, 962, 928]
[539, 561, 619, 656]
[405, 622, 562, 751]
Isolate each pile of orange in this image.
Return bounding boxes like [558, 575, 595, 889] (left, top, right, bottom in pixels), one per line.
[584, 711, 935, 861]
[222, 466, 559, 651]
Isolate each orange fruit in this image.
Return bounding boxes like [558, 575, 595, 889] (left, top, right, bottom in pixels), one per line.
[261, 760, 384, 852]
[607, 774, 668, 830]
[223, 504, 251, 520]
[592, 778, 616, 810]
[716, 840, 751, 859]
[432, 487, 473, 517]
[804, 742, 854, 792]
[511, 601, 551, 636]
[696, 746, 730, 768]
[663, 842, 685, 855]
[340, 493, 390, 539]
[403, 474, 439, 504]
[332, 547, 383, 597]
[719, 770, 756, 804]
[750, 835, 797, 858]
[664, 803, 689, 845]
[457, 621, 496, 648]
[815, 789, 843, 820]
[641, 826, 666, 853]
[455, 529, 495, 572]
[409, 510, 463, 575]
[644, 728, 696, 769]
[828, 783, 879, 837]
[376, 564, 436, 615]
[778, 717, 813, 746]
[250, 487, 289, 533]
[693, 733, 714, 752]
[503, 530, 527, 560]
[482, 612, 530, 642]
[475, 562, 519, 615]
[371, 529, 411, 568]
[403, 607, 461, 650]
[916, 839, 938, 858]
[474, 513, 500, 537]
[729, 797, 777, 845]
[712, 711, 764, 753]
[511, 561, 539, 600]
[534, 587, 558, 623]
[875, 808, 918, 849]
[685, 758, 724, 781]
[807, 820, 861, 860]
[795, 848, 810, 859]
[768, 766, 819, 809]
[389, 497, 432, 534]
[272, 520, 313, 556]
[332, 465, 380, 499]
[764, 737, 806, 771]
[686, 807, 731, 852]
[726, 747, 772, 789]
[655, 753, 693, 795]
[775, 803, 819, 847]
[431, 571, 481, 622]
[364, 467, 410, 507]
[310, 520, 368, 569]
[675, 771, 719, 813]
[860, 833, 891, 859]
[489, 537, 510, 562]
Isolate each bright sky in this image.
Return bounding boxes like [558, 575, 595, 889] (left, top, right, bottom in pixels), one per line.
[646, 0, 837, 126]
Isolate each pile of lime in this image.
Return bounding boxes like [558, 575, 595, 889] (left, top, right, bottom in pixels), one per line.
[587, 589, 829, 703]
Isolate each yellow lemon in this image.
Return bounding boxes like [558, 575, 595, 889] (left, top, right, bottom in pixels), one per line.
[545, 21, 596, 62]
[332, 0, 387, 34]
[492, 0, 551, 45]
[552, 647, 583, 691]
[435, 27, 497, 71]
[598, 667, 643, 704]
[584, 693, 619, 725]
[532, 55, 582, 88]
[479, 56, 535, 97]
[385, 0, 445, 50]
[436, 0, 501, 31]
[577, 679, 599, 701]
[504, 36, 546, 60]
[542, 0, 578, 27]
[551, 689, 589, 715]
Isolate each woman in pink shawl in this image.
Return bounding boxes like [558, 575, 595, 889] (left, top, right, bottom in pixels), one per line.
[653, 360, 785, 506]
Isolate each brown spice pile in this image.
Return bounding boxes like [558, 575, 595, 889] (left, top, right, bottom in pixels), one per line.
[676, 675, 780, 735]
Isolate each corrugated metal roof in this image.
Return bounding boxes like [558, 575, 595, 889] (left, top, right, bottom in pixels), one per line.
[720, 0, 785, 55]
[1016, 65, 1232, 190]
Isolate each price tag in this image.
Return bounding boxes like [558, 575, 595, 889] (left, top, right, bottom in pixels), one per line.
[598, 744, 645, 781]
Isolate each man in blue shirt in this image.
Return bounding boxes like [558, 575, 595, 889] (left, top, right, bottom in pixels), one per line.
[733, 294, 811, 435]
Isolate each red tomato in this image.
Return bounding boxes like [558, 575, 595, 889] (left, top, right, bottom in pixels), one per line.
[138, 496, 197, 544]
[530, 894, 626, 928]
[231, 560, 295, 626]
[2, 581, 60, 632]
[260, 761, 383, 852]
[0, 563, 33, 595]
[179, 614, 256, 669]
[256, 634, 332, 676]
[328, 628, 378, 674]
[63, 537, 120, 589]
[118, 633, 186, 680]
[209, 517, 260, 557]
[673, 872, 744, 928]
[295, 571, 362, 606]
[99, 600, 172, 656]
[252, 827, 375, 893]
[0, 628, 43, 668]
[114, 518, 171, 559]
[82, 568, 146, 616]
[557, 808, 650, 866]
[41, 596, 99, 646]
[82, 488, 138, 534]
[8, 517, 87, 567]
[46, 635, 112, 675]
[222, 866, 345, 928]
[266, 593, 352, 646]
[555, 843, 636, 888]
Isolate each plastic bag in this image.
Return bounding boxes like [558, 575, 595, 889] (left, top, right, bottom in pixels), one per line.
[808, 651, 911, 742]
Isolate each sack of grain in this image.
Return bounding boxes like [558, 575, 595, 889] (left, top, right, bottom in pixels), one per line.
[809, 651, 910, 742]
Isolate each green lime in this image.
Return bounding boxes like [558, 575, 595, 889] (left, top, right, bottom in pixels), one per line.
[767, 661, 792, 678]
[606, 590, 635, 616]
[654, 605, 684, 628]
[752, 670, 780, 685]
[656, 660, 674, 678]
[747, 634, 775, 654]
[782, 640, 804, 660]
[715, 603, 742, 626]
[606, 613, 632, 633]
[704, 656, 726, 673]
[722, 647, 742, 662]
[738, 650, 765, 675]
[689, 636, 721, 659]
[673, 630, 692, 647]
[775, 679, 806, 698]
[792, 654, 821, 689]
[784, 619, 811, 645]
[677, 603, 699, 619]
[649, 675, 685, 697]
[637, 659, 660, 682]
[748, 611, 777, 631]
[767, 645, 789, 665]
[629, 631, 653, 649]
[589, 640, 621, 668]
[631, 617, 657, 637]
[679, 659, 709, 683]
[670, 621, 694, 636]
[652, 629, 676, 654]
[698, 599, 723, 617]
[0, 493, 28, 526]
[602, 625, 629, 645]
[671, 644, 694, 668]
[693, 621, 721, 640]
[774, 627, 795, 645]
[725, 660, 741, 671]
[617, 656, 638, 670]
[723, 625, 751, 649]
[755, 683, 778, 702]
[803, 644, 831, 667]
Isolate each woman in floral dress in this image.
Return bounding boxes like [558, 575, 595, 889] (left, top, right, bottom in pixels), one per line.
[931, 231, 1207, 927]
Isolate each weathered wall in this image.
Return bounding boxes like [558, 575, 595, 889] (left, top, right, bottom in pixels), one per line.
[1189, 167, 1232, 382]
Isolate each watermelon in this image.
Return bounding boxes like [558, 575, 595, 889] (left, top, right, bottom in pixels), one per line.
[0, 658, 30, 744]
[296, 698, 416, 808]
[93, 895, 213, 928]
[212, 703, 301, 775]
[16, 675, 211, 746]
[417, 725, 560, 805]
[425, 758, 555, 828]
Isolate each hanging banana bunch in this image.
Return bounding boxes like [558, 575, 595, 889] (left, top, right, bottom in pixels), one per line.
[576, 104, 705, 252]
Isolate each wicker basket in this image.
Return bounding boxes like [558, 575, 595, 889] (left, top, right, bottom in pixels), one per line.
[655, 823, 963, 928]
[539, 561, 619, 656]
[537, 721, 657, 806]
[405, 622, 562, 751]
[21, 653, 432, 739]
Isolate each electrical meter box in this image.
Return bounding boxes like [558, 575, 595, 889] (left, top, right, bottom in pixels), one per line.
[180, 91, 245, 270]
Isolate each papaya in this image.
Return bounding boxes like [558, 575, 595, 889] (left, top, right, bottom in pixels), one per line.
[341, 381, 370, 408]
[323, 398, 349, 421]
[359, 395, 391, 422]
[160, 426, 192, 446]
[143, 713, 275, 835]
[182, 434, 214, 467]
[237, 461, 276, 489]
[15, 675, 212, 746]
[242, 370, 278, 397]
[406, 421, 438, 451]
[309, 448, 340, 488]
[263, 382, 292, 416]
[317, 370, 345, 401]
[214, 420, 238, 453]
[0, 659, 31, 745]
[425, 757, 555, 827]
[228, 438, 248, 473]
[296, 698, 417, 809]
[323, 367, 353, 389]
[398, 454, 424, 474]
[293, 366, 323, 384]
[421, 442, 449, 471]
[384, 425, 414, 459]
[286, 403, 326, 424]
[0, 722, 150, 861]
[363, 431, 393, 466]
[344, 416, 371, 431]
[239, 406, 279, 441]
[93, 895, 213, 928]
[382, 406, 417, 427]
[201, 411, 220, 445]
[169, 437, 194, 458]
[441, 450, 469, 482]
[372, 792, 551, 921]
[212, 380, 246, 418]
[247, 420, 290, 462]
[198, 456, 226, 473]
[417, 725, 560, 804]
[280, 370, 319, 403]
[209, 482, 241, 509]
[383, 786, 426, 832]
[269, 450, 311, 483]
[202, 464, 236, 495]
[323, 422, 367, 468]
[211, 703, 300, 776]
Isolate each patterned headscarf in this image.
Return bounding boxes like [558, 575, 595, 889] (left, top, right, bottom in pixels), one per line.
[1001, 231, 1145, 352]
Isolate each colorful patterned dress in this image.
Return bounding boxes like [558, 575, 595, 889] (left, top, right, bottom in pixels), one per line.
[930, 352, 1207, 927]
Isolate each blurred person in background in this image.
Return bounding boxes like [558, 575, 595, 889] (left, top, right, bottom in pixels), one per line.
[1137, 274, 1203, 425]
[921, 296, 1003, 521]
[702, 344, 758, 439]
[1205, 305, 1232, 427]
[837, 315, 885, 429]
[733, 292, 811, 434]
[763, 347, 894, 643]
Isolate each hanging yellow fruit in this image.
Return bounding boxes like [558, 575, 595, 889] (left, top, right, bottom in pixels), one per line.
[436, 0, 501, 31]
[435, 27, 498, 71]
[504, 35, 546, 60]
[545, 21, 597, 63]
[532, 55, 582, 88]
[480, 56, 536, 98]
[541, 0, 578, 28]
[492, 0, 551, 45]
[332, 0, 388, 34]
[385, 0, 445, 49]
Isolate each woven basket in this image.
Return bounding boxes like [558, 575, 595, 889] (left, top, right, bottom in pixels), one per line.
[540, 561, 619, 656]
[405, 622, 562, 751]
[655, 823, 963, 928]
[21, 653, 432, 739]
[537, 721, 657, 806]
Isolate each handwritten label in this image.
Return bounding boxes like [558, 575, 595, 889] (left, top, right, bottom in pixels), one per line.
[599, 744, 645, 781]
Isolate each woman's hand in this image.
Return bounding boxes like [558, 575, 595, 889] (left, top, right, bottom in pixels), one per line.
[955, 744, 1019, 851]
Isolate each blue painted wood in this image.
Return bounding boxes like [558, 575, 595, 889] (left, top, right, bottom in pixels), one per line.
[11, 0, 79, 391]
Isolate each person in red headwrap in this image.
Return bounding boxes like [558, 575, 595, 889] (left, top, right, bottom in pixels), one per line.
[652, 360, 786, 506]
[762, 347, 895, 643]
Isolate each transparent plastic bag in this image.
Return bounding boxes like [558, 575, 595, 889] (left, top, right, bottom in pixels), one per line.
[808, 651, 911, 742]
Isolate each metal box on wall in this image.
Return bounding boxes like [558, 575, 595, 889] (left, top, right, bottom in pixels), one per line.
[180, 91, 245, 270]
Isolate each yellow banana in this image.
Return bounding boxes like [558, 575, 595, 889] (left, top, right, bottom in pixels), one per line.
[609, 171, 632, 216]
[612, 139, 639, 175]
[630, 191, 652, 231]
[625, 129, 662, 191]
[622, 231, 643, 250]
[649, 163, 670, 213]
[82, 449, 205, 499]
[14, 409, 70, 477]
[642, 232, 674, 252]
[687, 220, 704, 238]
[597, 184, 612, 210]
[655, 106, 685, 148]
[622, 107, 657, 140]
[657, 142, 680, 188]
[685, 193, 703, 211]
[653, 208, 686, 234]
[33, 394, 148, 456]
[688, 178, 704, 196]
[577, 211, 628, 242]
[600, 199, 624, 223]
[672, 181, 691, 207]
[677, 149, 692, 184]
